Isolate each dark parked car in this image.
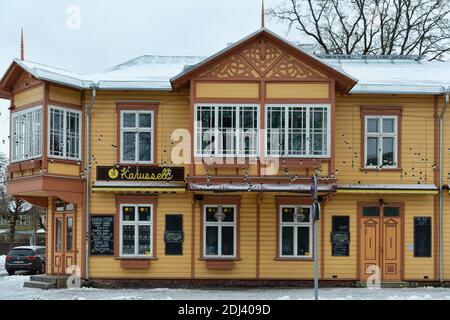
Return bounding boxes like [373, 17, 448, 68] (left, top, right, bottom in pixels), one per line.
[5, 246, 46, 276]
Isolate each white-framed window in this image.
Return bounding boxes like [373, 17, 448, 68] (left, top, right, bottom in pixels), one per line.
[48, 106, 82, 160]
[203, 205, 237, 258]
[364, 115, 398, 168]
[195, 104, 259, 157]
[120, 110, 154, 163]
[119, 204, 153, 257]
[279, 205, 313, 257]
[11, 105, 42, 162]
[266, 104, 330, 158]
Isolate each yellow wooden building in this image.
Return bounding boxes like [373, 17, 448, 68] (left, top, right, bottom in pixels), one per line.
[1, 27, 450, 286]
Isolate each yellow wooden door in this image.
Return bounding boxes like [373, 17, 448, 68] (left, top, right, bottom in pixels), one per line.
[360, 218, 380, 281]
[382, 218, 401, 280]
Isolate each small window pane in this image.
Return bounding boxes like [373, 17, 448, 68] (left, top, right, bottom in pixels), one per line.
[384, 207, 400, 217]
[366, 137, 378, 166]
[367, 119, 379, 133]
[138, 206, 151, 221]
[222, 207, 234, 222]
[123, 132, 136, 161]
[382, 137, 395, 166]
[383, 118, 394, 133]
[66, 217, 73, 252]
[139, 113, 152, 128]
[122, 206, 135, 221]
[138, 132, 152, 161]
[221, 226, 234, 256]
[206, 207, 218, 222]
[55, 218, 62, 252]
[281, 226, 294, 256]
[205, 226, 218, 255]
[138, 225, 151, 255]
[297, 226, 310, 256]
[122, 225, 135, 255]
[363, 207, 380, 217]
[123, 113, 136, 127]
[282, 207, 294, 222]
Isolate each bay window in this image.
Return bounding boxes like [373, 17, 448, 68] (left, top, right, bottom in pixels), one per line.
[195, 104, 258, 157]
[364, 115, 397, 168]
[11, 106, 42, 162]
[48, 106, 81, 160]
[203, 205, 236, 257]
[280, 206, 312, 257]
[120, 204, 153, 257]
[120, 110, 154, 163]
[266, 104, 330, 157]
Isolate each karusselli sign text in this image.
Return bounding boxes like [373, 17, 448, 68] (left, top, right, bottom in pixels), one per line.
[96, 166, 185, 182]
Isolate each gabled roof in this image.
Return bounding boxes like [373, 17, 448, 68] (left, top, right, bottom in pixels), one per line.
[170, 28, 358, 93]
[1, 28, 450, 96]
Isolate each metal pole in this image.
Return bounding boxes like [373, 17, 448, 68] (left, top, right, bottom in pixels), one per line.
[314, 218, 319, 300]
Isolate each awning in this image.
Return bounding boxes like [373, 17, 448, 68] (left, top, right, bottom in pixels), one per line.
[92, 181, 186, 193]
[336, 184, 438, 195]
[187, 183, 335, 193]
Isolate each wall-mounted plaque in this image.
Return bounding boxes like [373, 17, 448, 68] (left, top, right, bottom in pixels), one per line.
[90, 215, 114, 256]
[96, 166, 185, 182]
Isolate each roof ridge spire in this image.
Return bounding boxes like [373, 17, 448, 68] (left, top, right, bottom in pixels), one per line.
[20, 28, 24, 61]
[261, 0, 265, 29]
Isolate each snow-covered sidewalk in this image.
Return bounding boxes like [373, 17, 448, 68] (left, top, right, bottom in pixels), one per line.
[1, 273, 450, 300]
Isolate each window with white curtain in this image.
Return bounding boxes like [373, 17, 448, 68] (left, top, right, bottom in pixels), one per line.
[266, 105, 330, 157]
[11, 106, 42, 162]
[195, 104, 259, 157]
[48, 106, 81, 160]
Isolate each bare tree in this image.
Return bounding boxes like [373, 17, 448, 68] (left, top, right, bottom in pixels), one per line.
[267, 0, 450, 60]
[0, 152, 31, 249]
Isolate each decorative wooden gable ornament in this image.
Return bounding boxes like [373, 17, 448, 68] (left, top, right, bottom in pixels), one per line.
[171, 29, 356, 93]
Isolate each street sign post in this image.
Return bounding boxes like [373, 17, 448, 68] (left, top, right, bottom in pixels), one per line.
[311, 175, 319, 300]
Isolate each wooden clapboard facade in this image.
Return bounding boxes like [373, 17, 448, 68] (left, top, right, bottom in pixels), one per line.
[0, 27, 448, 285]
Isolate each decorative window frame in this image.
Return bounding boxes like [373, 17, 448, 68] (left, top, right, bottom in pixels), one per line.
[194, 103, 260, 158]
[360, 106, 402, 170]
[202, 204, 237, 258]
[114, 196, 158, 260]
[116, 103, 158, 165]
[265, 104, 331, 158]
[48, 105, 82, 161]
[119, 203, 153, 258]
[11, 105, 43, 163]
[279, 205, 313, 258]
[275, 196, 315, 260]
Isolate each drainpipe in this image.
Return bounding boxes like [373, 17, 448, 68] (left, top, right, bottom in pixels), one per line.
[439, 87, 450, 287]
[85, 84, 97, 283]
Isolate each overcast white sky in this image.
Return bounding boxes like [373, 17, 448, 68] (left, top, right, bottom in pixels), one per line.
[0, 0, 294, 157]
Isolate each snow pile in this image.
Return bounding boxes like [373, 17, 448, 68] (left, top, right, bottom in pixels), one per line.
[0, 255, 5, 270]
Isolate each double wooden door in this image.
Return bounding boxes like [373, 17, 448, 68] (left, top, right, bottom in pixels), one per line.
[359, 205, 402, 281]
[53, 212, 75, 274]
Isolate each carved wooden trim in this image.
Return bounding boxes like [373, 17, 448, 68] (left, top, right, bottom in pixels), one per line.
[241, 39, 283, 76]
[199, 55, 259, 79]
[13, 71, 41, 93]
[266, 55, 326, 80]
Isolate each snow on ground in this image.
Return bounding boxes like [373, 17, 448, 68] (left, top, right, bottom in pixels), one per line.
[1, 274, 450, 300]
[0, 255, 5, 269]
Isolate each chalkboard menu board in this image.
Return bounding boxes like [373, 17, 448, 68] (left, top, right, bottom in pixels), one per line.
[331, 216, 350, 256]
[90, 215, 114, 256]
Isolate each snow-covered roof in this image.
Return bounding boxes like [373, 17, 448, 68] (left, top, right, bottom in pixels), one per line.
[323, 57, 450, 94]
[2, 28, 450, 94]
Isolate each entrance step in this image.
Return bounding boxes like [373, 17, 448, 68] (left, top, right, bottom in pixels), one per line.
[357, 281, 410, 288]
[24, 275, 71, 289]
[23, 280, 55, 290]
